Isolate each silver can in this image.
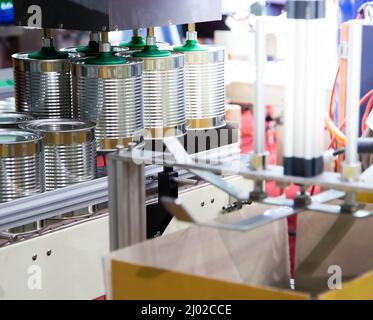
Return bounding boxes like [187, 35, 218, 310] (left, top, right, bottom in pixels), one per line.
[71, 59, 143, 151]
[21, 119, 96, 191]
[0, 97, 16, 113]
[0, 129, 44, 203]
[177, 46, 226, 130]
[0, 112, 34, 128]
[12, 52, 72, 118]
[129, 52, 186, 139]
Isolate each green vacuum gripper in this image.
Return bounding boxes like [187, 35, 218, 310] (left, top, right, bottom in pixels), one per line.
[174, 23, 207, 52]
[132, 27, 170, 58]
[120, 29, 146, 49]
[28, 29, 68, 60]
[75, 32, 100, 55]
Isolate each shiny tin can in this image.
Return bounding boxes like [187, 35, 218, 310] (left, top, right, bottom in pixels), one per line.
[71, 59, 143, 151]
[12, 52, 72, 118]
[129, 52, 186, 139]
[21, 119, 96, 191]
[0, 129, 44, 203]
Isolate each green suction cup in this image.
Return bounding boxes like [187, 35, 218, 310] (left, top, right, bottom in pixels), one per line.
[76, 40, 100, 55]
[28, 45, 69, 60]
[174, 39, 208, 52]
[85, 45, 126, 65]
[120, 36, 146, 50]
[132, 44, 170, 58]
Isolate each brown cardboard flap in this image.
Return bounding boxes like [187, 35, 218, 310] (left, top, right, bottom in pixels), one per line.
[295, 207, 373, 294]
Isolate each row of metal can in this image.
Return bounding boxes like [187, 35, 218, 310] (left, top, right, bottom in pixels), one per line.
[12, 44, 226, 151]
[0, 116, 96, 204]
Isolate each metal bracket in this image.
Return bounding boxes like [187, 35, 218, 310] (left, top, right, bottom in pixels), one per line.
[161, 188, 372, 234]
[161, 196, 297, 232]
[108, 150, 146, 251]
[163, 137, 250, 201]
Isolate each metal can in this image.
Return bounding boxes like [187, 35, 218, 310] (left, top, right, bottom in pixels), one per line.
[21, 119, 96, 191]
[178, 46, 226, 130]
[71, 59, 143, 151]
[0, 97, 16, 113]
[0, 129, 44, 203]
[129, 52, 186, 139]
[0, 112, 34, 128]
[12, 52, 72, 118]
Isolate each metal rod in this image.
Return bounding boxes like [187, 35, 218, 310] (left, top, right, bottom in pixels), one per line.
[89, 31, 100, 42]
[147, 27, 154, 38]
[253, 17, 266, 155]
[133, 28, 141, 37]
[171, 177, 198, 186]
[188, 23, 196, 33]
[43, 28, 52, 38]
[0, 177, 109, 232]
[345, 21, 362, 165]
[101, 31, 109, 43]
[146, 27, 155, 45]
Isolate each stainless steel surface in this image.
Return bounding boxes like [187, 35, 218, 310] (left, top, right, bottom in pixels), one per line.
[181, 46, 225, 130]
[161, 186, 368, 233]
[262, 189, 370, 218]
[344, 21, 362, 166]
[0, 112, 34, 128]
[113, 148, 373, 194]
[0, 177, 107, 231]
[249, 18, 267, 196]
[108, 153, 146, 250]
[306, 203, 373, 218]
[0, 145, 239, 232]
[72, 59, 143, 151]
[253, 18, 266, 157]
[340, 22, 362, 210]
[161, 196, 296, 232]
[0, 129, 44, 204]
[163, 137, 250, 201]
[0, 69, 15, 100]
[171, 177, 198, 186]
[309, 189, 345, 203]
[14, 0, 222, 31]
[20, 119, 96, 191]
[0, 97, 16, 112]
[129, 52, 186, 139]
[12, 52, 72, 118]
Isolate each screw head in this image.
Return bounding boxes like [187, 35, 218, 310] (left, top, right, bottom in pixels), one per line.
[47, 249, 52, 256]
[32, 254, 37, 261]
[211, 198, 215, 204]
[201, 201, 205, 207]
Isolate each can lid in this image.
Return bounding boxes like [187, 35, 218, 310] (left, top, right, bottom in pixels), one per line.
[0, 129, 41, 144]
[21, 119, 96, 133]
[0, 113, 34, 125]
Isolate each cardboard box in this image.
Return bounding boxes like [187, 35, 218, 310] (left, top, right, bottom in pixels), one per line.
[106, 203, 373, 300]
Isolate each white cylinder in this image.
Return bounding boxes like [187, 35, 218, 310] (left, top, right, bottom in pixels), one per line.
[284, 0, 327, 177]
